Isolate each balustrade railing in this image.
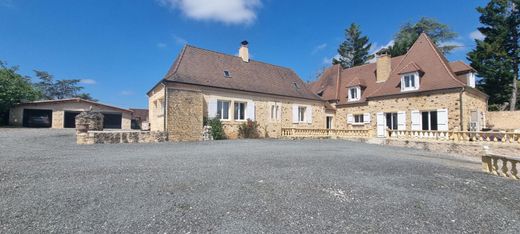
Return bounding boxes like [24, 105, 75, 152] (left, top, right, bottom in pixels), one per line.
[388, 130, 520, 145]
[482, 154, 519, 180]
[281, 128, 371, 138]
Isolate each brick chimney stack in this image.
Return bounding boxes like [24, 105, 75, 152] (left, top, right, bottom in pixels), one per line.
[239, 40, 249, 63]
[376, 52, 391, 83]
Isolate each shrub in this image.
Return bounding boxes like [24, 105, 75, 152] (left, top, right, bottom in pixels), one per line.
[238, 119, 260, 139]
[206, 117, 225, 140]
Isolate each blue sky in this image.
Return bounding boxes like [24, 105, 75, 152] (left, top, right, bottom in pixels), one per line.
[0, 0, 488, 108]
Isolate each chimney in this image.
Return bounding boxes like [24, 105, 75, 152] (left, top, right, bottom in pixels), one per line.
[239, 40, 249, 63]
[376, 52, 391, 83]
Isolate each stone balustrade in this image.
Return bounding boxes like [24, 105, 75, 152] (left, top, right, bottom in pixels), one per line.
[281, 128, 371, 138]
[389, 130, 520, 145]
[482, 154, 519, 180]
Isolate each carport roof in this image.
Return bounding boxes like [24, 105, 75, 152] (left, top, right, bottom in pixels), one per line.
[15, 98, 133, 113]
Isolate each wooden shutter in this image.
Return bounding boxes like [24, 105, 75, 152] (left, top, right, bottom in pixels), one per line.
[292, 105, 299, 123]
[306, 106, 313, 123]
[397, 111, 406, 130]
[246, 101, 255, 120]
[208, 97, 218, 118]
[376, 112, 386, 137]
[437, 109, 449, 131]
[363, 113, 371, 123]
[347, 114, 354, 124]
[411, 110, 421, 130]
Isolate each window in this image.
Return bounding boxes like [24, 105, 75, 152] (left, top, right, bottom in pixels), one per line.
[386, 113, 398, 130]
[234, 102, 246, 120]
[224, 70, 231, 78]
[467, 72, 476, 88]
[421, 111, 438, 131]
[354, 114, 364, 123]
[348, 86, 361, 102]
[298, 106, 306, 122]
[270, 103, 280, 121]
[217, 100, 230, 120]
[401, 72, 419, 91]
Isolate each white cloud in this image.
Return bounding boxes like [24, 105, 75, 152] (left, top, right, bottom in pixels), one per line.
[311, 43, 327, 54]
[120, 90, 134, 96]
[369, 40, 394, 55]
[322, 54, 340, 65]
[80, 79, 96, 85]
[439, 41, 465, 52]
[157, 42, 167, 48]
[172, 35, 188, 45]
[470, 30, 485, 41]
[158, 0, 262, 25]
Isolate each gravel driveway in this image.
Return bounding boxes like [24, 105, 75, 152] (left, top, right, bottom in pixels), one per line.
[0, 128, 518, 233]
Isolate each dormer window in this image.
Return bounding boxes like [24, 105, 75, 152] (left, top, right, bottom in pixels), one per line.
[401, 72, 420, 91]
[224, 70, 231, 78]
[467, 72, 476, 88]
[348, 86, 361, 102]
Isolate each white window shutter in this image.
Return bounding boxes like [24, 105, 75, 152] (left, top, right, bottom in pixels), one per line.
[397, 111, 406, 130]
[347, 114, 354, 124]
[363, 113, 371, 123]
[376, 112, 386, 137]
[411, 110, 421, 130]
[306, 106, 313, 123]
[246, 101, 255, 120]
[292, 104, 299, 123]
[208, 97, 217, 118]
[437, 109, 449, 131]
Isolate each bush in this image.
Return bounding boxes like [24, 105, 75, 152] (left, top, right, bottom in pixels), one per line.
[238, 119, 260, 139]
[206, 117, 225, 140]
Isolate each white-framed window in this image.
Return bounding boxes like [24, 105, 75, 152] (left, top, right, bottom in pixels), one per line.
[234, 101, 246, 121]
[270, 103, 281, 121]
[354, 114, 364, 123]
[217, 100, 230, 120]
[348, 86, 361, 102]
[467, 72, 476, 88]
[298, 106, 306, 122]
[401, 72, 420, 91]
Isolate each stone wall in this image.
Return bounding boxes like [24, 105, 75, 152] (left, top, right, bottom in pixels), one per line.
[9, 101, 132, 129]
[148, 85, 165, 132]
[166, 89, 204, 141]
[77, 131, 167, 144]
[487, 111, 520, 131]
[335, 89, 488, 135]
[462, 91, 488, 131]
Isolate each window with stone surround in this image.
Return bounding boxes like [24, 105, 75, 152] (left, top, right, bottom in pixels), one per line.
[234, 102, 246, 121]
[217, 100, 230, 120]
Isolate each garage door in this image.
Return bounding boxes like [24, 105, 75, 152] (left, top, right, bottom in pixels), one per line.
[23, 109, 52, 128]
[103, 113, 122, 129]
[64, 111, 81, 128]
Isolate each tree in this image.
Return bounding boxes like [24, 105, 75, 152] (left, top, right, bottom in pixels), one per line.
[34, 70, 89, 100]
[0, 61, 41, 124]
[468, 0, 520, 111]
[333, 23, 373, 69]
[384, 17, 458, 57]
[75, 93, 98, 102]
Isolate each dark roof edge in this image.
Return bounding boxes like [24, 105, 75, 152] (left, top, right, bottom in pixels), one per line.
[14, 98, 133, 113]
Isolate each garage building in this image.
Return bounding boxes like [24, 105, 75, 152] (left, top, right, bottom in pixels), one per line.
[9, 98, 132, 129]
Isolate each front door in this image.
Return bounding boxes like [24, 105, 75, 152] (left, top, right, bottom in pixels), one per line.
[326, 116, 333, 129]
[376, 112, 386, 137]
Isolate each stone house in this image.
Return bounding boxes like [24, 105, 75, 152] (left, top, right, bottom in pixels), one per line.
[147, 41, 327, 141]
[309, 33, 488, 137]
[9, 98, 132, 129]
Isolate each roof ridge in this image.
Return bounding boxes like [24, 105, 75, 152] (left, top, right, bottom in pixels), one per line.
[164, 45, 188, 80]
[184, 44, 295, 71]
[421, 33, 466, 86]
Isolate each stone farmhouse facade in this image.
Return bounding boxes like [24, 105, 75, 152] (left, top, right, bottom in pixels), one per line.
[310, 33, 488, 137]
[148, 41, 329, 141]
[149, 34, 488, 141]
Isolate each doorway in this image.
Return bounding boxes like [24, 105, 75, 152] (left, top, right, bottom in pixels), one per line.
[326, 116, 333, 129]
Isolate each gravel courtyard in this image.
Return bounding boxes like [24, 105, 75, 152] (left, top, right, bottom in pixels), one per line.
[0, 129, 518, 233]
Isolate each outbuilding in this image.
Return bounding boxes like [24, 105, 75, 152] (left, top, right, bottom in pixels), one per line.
[9, 98, 132, 129]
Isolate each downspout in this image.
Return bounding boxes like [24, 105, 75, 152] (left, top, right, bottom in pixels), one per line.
[459, 87, 465, 131]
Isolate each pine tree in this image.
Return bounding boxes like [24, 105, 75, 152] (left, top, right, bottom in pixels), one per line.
[332, 23, 373, 69]
[468, 0, 520, 111]
[385, 17, 458, 57]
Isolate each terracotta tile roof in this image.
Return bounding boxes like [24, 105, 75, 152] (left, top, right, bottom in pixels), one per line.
[130, 108, 149, 121]
[312, 33, 478, 105]
[397, 62, 422, 74]
[309, 65, 341, 100]
[163, 45, 321, 100]
[346, 77, 366, 87]
[449, 61, 476, 74]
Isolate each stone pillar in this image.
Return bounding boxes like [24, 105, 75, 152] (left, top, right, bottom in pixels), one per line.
[75, 111, 104, 144]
